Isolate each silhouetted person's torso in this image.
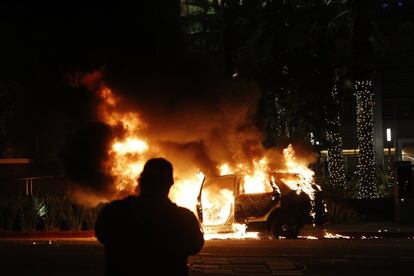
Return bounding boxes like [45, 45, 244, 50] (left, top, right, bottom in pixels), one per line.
[95, 195, 204, 276]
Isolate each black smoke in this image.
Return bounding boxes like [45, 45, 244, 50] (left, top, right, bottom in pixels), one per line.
[60, 122, 116, 198]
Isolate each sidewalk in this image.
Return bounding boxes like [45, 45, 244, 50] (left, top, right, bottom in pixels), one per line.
[1, 222, 414, 240]
[0, 231, 97, 242]
[301, 221, 414, 239]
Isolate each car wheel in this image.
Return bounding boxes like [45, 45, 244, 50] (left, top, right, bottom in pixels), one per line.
[270, 214, 300, 239]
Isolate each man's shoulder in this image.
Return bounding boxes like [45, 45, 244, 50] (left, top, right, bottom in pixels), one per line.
[174, 205, 194, 215]
[169, 204, 198, 220]
[101, 196, 138, 212]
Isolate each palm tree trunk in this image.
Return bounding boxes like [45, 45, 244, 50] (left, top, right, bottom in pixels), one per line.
[326, 84, 346, 192]
[355, 80, 376, 198]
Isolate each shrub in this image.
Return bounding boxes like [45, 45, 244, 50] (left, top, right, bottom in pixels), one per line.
[0, 195, 101, 232]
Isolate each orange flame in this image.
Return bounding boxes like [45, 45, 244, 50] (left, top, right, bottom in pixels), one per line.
[89, 82, 318, 238]
[277, 144, 319, 200]
[96, 86, 148, 194]
[201, 188, 234, 226]
[201, 146, 318, 234]
[243, 158, 273, 194]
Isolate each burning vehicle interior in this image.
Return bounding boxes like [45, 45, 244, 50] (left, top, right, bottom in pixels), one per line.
[197, 172, 325, 239]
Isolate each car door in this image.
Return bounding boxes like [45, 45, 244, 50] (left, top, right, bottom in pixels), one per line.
[197, 175, 237, 233]
[234, 176, 279, 223]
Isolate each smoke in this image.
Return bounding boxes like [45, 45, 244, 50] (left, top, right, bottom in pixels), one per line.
[130, 85, 264, 176]
[62, 60, 265, 201]
[61, 53, 315, 205]
[94, 53, 264, 165]
[264, 143, 317, 172]
[60, 121, 117, 204]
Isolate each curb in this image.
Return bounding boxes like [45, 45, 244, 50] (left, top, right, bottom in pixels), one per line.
[0, 231, 95, 239]
[299, 230, 414, 239]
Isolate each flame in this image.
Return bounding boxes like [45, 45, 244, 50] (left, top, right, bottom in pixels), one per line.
[324, 232, 351, 239]
[278, 144, 319, 200]
[87, 82, 319, 239]
[298, 235, 319, 240]
[219, 163, 231, 175]
[95, 84, 204, 210]
[204, 224, 260, 240]
[243, 158, 273, 194]
[112, 138, 148, 154]
[201, 148, 318, 230]
[201, 189, 234, 226]
[99, 87, 117, 106]
[169, 171, 204, 213]
[96, 87, 148, 193]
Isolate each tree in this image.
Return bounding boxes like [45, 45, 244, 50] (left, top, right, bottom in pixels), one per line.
[325, 82, 346, 191]
[352, 0, 377, 198]
[181, 1, 348, 149]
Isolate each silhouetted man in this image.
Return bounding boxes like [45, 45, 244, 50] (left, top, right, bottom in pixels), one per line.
[95, 158, 204, 275]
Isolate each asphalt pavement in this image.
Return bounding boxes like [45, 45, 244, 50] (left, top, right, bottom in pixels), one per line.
[1, 238, 414, 275]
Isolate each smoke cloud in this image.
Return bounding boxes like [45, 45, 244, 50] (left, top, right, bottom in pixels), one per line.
[61, 53, 316, 205]
[107, 56, 265, 176]
[60, 121, 117, 203]
[61, 56, 265, 202]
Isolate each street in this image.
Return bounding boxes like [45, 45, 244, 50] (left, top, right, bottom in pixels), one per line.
[1, 238, 414, 275]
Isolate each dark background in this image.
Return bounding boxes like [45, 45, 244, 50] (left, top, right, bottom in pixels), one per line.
[0, 0, 413, 185]
[0, 1, 184, 160]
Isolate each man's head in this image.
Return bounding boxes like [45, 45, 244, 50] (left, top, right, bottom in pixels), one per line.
[138, 158, 174, 196]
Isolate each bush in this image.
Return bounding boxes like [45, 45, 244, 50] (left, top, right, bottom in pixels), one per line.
[375, 167, 393, 198]
[321, 166, 393, 200]
[0, 195, 102, 232]
[318, 167, 394, 224]
[0, 196, 22, 231]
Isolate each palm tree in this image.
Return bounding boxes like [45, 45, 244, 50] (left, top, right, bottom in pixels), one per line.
[325, 82, 346, 191]
[352, 0, 377, 198]
[181, 1, 347, 151]
[298, 1, 352, 192]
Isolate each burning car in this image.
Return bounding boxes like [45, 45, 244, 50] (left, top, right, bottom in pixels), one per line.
[196, 172, 325, 239]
